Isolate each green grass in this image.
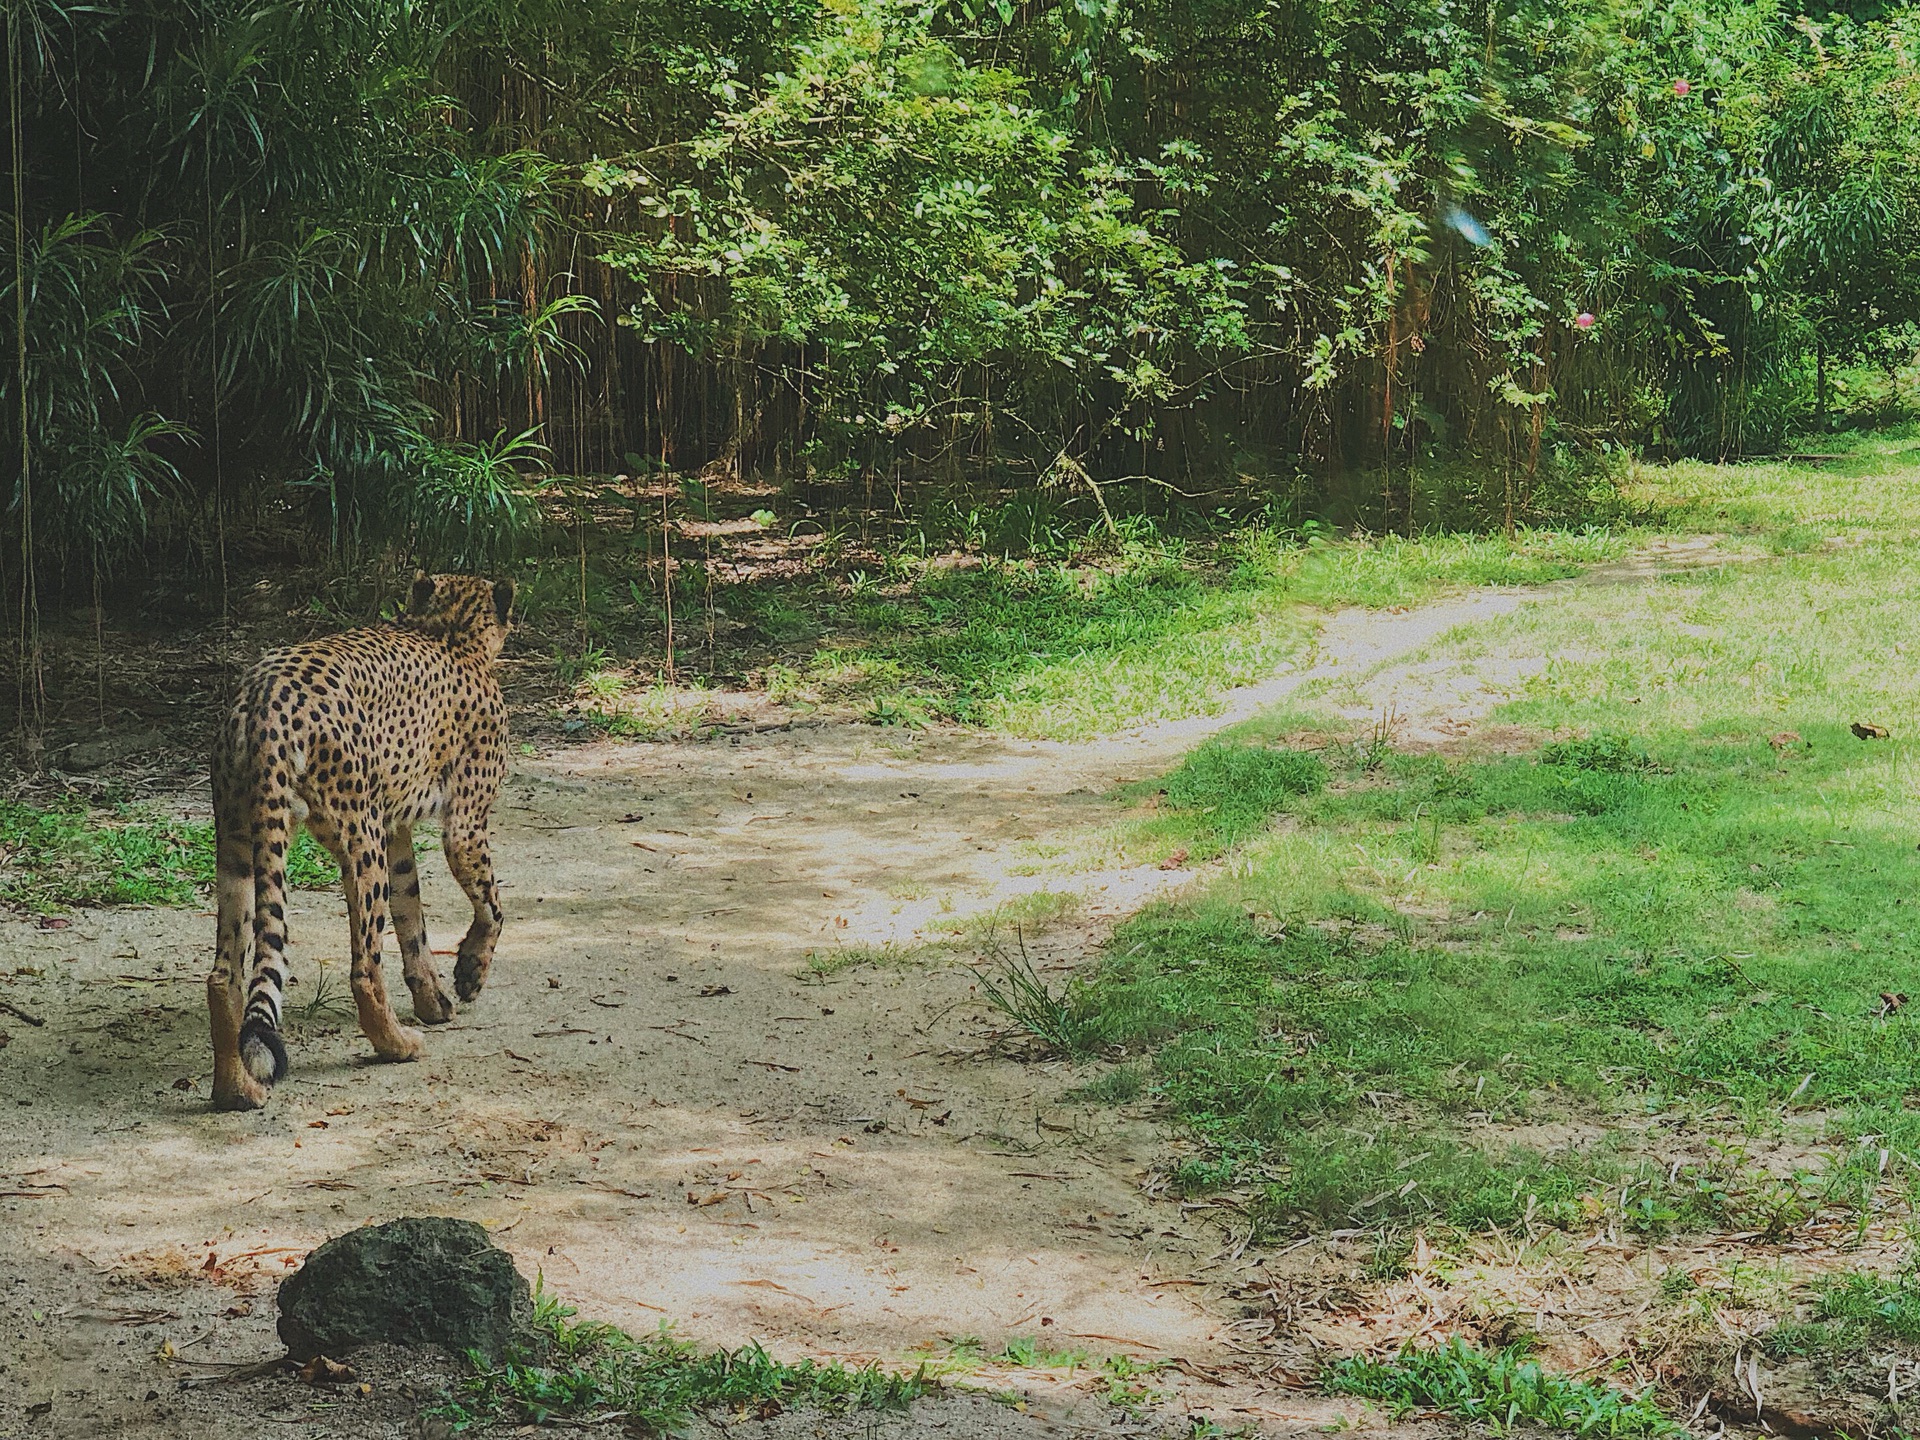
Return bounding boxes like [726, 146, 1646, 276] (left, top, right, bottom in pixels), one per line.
[1764, 1267, 1920, 1368]
[1062, 431, 1920, 1234]
[1156, 739, 1328, 853]
[437, 1286, 928, 1431]
[796, 527, 1626, 739]
[1326, 1338, 1680, 1437]
[0, 799, 338, 911]
[913, 1334, 1171, 1414]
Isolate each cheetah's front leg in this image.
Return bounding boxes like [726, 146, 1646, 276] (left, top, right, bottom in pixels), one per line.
[388, 826, 454, 1025]
[341, 817, 424, 1063]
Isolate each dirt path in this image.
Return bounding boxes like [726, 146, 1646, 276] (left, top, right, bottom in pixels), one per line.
[0, 552, 1725, 1438]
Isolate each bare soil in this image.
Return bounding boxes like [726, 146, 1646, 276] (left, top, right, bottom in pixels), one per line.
[0, 547, 1823, 1438]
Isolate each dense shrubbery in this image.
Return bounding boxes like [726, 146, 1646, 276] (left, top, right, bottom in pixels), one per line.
[9, 0, 1920, 584]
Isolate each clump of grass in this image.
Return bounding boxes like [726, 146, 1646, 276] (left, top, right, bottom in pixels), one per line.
[438, 1286, 928, 1431]
[284, 960, 356, 1034]
[802, 940, 924, 979]
[1766, 1268, 1920, 1365]
[1326, 1337, 1680, 1437]
[1538, 733, 1656, 773]
[933, 890, 1081, 942]
[913, 1334, 1171, 1415]
[969, 943, 1098, 1056]
[1065, 1065, 1146, 1105]
[0, 799, 337, 911]
[1158, 741, 1327, 850]
[1812, 1270, 1920, 1342]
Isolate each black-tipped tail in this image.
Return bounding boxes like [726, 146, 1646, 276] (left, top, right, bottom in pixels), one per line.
[239, 1018, 288, 1084]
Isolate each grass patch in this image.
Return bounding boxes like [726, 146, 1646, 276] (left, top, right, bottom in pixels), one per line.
[1065, 1065, 1146, 1105]
[1067, 437, 1920, 1233]
[802, 940, 928, 979]
[0, 799, 337, 911]
[932, 888, 1083, 942]
[438, 1287, 928, 1431]
[913, 1335, 1171, 1413]
[787, 526, 1627, 740]
[1326, 1337, 1680, 1437]
[1765, 1268, 1920, 1368]
[1157, 740, 1327, 852]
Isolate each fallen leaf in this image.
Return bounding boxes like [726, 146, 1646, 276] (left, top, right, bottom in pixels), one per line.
[698, 984, 733, 998]
[1853, 721, 1891, 740]
[1159, 848, 1189, 871]
[1767, 731, 1802, 751]
[297, 1355, 355, 1386]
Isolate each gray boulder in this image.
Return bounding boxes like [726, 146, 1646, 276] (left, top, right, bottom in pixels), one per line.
[277, 1216, 533, 1362]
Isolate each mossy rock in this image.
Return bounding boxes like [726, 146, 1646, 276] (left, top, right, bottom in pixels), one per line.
[277, 1216, 532, 1362]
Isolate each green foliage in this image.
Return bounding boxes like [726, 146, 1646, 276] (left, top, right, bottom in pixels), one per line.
[0, 800, 337, 911]
[1811, 1271, 1920, 1345]
[401, 429, 550, 570]
[437, 1286, 928, 1431]
[1326, 1338, 1680, 1438]
[1763, 1267, 1920, 1372]
[18, 0, 1920, 594]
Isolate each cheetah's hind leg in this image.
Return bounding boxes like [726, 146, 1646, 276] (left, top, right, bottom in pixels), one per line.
[389, 826, 454, 1024]
[209, 813, 270, 1110]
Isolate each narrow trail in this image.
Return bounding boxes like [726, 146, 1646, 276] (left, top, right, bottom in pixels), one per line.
[0, 541, 1731, 1438]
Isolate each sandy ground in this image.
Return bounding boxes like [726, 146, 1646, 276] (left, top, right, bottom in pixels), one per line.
[0, 555, 1728, 1439]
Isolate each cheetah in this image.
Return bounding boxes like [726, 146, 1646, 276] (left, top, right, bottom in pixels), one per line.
[207, 573, 514, 1111]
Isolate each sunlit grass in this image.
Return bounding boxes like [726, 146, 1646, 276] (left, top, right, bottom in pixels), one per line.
[795, 526, 1629, 740]
[1065, 440, 1920, 1233]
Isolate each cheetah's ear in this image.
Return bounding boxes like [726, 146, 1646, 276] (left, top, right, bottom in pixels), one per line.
[492, 578, 516, 626]
[410, 572, 438, 613]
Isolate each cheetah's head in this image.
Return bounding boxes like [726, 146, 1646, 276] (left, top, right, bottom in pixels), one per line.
[407, 572, 514, 658]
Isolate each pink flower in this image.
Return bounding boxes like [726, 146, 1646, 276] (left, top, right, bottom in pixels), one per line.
[1576, 312, 1596, 330]
[1673, 78, 1691, 96]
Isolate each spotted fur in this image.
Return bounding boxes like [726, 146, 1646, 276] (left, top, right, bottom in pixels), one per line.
[207, 573, 513, 1110]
